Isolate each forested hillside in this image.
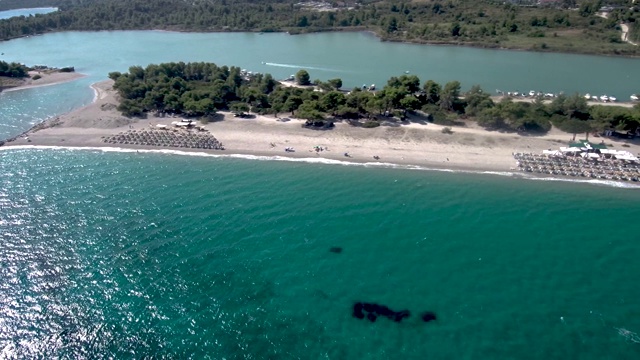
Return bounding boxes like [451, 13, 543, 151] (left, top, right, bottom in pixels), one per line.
[0, 0, 638, 56]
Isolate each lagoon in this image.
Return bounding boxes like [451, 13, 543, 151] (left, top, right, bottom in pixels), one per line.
[0, 7, 57, 20]
[2, 30, 640, 139]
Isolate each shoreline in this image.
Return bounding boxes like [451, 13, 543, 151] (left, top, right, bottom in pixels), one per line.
[4, 28, 640, 59]
[0, 71, 86, 93]
[380, 36, 640, 60]
[489, 95, 639, 108]
[2, 79, 639, 187]
[3, 144, 638, 189]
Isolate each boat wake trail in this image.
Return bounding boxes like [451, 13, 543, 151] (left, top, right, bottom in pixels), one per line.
[263, 62, 340, 72]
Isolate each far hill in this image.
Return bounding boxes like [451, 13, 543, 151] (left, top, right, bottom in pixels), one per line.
[0, 0, 638, 56]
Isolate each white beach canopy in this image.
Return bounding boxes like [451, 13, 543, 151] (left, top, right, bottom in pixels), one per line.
[560, 147, 581, 153]
[615, 152, 639, 161]
[599, 149, 617, 155]
[543, 150, 562, 156]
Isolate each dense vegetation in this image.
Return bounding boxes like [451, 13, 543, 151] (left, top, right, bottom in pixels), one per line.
[0, 0, 638, 56]
[111, 62, 640, 138]
[0, 60, 29, 77]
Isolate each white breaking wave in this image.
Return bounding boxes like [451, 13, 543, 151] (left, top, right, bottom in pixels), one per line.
[263, 62, 340, 72]
[527, 175, 640, 189]
[481, 171, 517, 177]
[2, 145, 640, 189]
[0, 145, 480, 173]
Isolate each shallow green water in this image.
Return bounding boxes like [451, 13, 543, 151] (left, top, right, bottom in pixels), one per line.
[1, 148, 639, 358]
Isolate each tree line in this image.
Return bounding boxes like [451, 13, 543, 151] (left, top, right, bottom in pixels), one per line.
[0, 0, 637, 56]
[110, 61, 640, 138]
[0, 60, 29, 77]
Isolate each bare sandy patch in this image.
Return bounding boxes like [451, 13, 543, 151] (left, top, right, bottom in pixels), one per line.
[1, 70, 85, 92]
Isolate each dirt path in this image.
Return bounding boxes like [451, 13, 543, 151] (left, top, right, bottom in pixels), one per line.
[596, 12, 637, 46]
[620, 23, 638, 46]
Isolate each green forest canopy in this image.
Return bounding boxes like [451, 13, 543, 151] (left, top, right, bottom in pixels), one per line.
[0, 60, 29, 77]
[110, 61, 640, 137]
[0, 0, 638, 56]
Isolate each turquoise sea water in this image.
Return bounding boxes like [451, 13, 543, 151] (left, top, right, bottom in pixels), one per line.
[1, 148, 639, 358]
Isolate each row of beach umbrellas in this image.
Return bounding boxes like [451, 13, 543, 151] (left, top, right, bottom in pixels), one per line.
[102, 129, 224, 150]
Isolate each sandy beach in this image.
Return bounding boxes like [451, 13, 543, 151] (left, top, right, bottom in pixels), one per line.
[3, 80, 640, 173]
[0, 70, 85, 92]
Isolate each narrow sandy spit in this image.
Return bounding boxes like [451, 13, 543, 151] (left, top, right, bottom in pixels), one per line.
[1, 71, 86, 92]
[3, 80, 640, 178]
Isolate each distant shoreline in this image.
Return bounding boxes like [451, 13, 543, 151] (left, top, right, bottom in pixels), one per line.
[2, 28, 640, 59]
[0, 71, 85, 93]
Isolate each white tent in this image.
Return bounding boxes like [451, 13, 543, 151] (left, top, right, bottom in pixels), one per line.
[615, 154, 639, 161]
[560, 147, 581, 153]
[543, 150, 562, 156]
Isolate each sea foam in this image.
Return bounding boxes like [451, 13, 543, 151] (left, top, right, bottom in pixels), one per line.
[2, 145, 639, 189]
